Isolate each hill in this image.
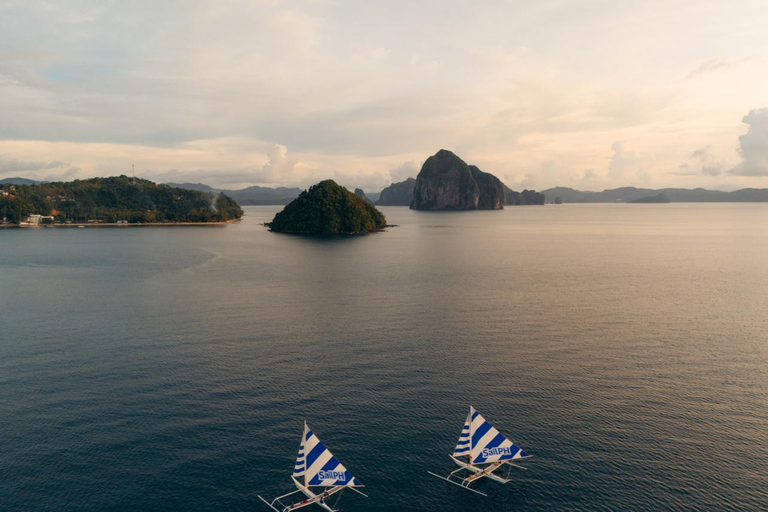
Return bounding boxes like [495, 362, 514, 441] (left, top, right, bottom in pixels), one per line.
[166, 182, 302, 205]
[223, 185, 303, 205]
[629, 193, 670, 203]
[1, 176, 243, 224]
[0, 177, 42, 186]
[267, 180, 387, 234]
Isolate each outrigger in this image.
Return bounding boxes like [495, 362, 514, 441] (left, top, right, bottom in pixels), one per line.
[428, 406, 532, 496]
[259, 422, 367, 512]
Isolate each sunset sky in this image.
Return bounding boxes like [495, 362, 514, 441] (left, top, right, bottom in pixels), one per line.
[1, 0, 767, 191]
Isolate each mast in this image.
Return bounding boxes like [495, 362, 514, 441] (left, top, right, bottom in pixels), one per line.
[468, 406, 473, 461]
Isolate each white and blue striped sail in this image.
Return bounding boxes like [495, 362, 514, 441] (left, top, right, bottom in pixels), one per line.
[462, 406, 530, 464]
[452, 411, 472, 457]
[293, 427, 307, 478]
[299, 423, 362, 488]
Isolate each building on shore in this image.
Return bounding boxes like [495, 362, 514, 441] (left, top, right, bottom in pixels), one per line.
[23, 214, 55, 225]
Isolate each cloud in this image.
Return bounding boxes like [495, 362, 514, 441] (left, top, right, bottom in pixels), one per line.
[608, 141, 638, 181]
[505, 162, 608, 193]
[256, 144, 298, 183]
[331, 169, 391, 192]
[730, 108, 768, 176]
[389, 161, 419, 182]
[577, 168, 603, 190]
[690, 145, 724, 176]
[0, 156, 68, 175]
[686, 56, 765, 79]
[2, 2, 768, 190]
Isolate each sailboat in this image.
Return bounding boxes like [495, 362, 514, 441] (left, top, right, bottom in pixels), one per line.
[428, 406, 532, 496]
[259, 422, 367, 511]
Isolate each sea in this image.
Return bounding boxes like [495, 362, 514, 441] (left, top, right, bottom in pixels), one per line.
[1, 204, 767, 512]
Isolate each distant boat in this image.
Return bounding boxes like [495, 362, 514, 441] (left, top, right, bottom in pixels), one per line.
[428, 406, 532, 496]
[259, 422, 367, 511]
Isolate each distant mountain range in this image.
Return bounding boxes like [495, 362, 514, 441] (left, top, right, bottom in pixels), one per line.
[165, 182, 302, 205]
[168, 182, 383, 206]
[0, 177, 43, 186]
[5, 177, 768, 205]
[540, 187, 768, 203]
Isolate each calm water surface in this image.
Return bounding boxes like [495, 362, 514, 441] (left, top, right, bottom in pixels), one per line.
[1, 204, 767, 511]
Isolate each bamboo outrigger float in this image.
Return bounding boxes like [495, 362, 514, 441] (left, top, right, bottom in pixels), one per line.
[259, 422, 367, 512]
[428, 406, 532, 496]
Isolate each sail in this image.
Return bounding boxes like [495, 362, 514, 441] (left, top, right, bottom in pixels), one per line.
[468, 407, 529, 464]
[452, 411, 472, 457]
[302, 425, 362, 487]
[293, 423, 307, 477]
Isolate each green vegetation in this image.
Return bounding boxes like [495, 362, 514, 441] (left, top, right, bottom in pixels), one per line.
[0, 176, 243, 224]
[267, 179, 387, 234]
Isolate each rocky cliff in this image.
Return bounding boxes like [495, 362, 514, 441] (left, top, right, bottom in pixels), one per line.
[377, 178, 416, 206]
[410, 150, 504, 210]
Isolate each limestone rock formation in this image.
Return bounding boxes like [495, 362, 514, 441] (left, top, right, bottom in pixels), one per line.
[410, 150, 504, 210]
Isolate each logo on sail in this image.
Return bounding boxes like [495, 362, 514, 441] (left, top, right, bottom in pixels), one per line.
[318, 470, 347, 481]
[482, 446, 512, 458]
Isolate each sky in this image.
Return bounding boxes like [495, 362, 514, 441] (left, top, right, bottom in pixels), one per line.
[1, 0, 767, 192]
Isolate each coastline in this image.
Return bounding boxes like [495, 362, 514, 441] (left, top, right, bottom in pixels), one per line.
[1, 219, 242, 228]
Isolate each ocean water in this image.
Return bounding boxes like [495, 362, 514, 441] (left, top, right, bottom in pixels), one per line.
[1, 204, 767, 512]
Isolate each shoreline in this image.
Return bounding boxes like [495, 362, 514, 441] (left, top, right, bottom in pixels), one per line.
[1, 219, 242, 228]
[265, 223, 397, 236]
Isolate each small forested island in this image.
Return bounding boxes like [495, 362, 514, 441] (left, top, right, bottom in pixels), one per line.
[0, 176, 243, 225]
[266, 180, 387, 235]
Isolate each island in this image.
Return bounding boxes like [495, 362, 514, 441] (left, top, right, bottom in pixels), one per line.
[0, 176, 243, 226]
[410, 150, 505, 210]
[266, 179, 387, 235]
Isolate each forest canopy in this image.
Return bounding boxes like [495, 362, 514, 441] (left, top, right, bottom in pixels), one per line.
[267, 180, 387, 234]
[0, 176, 243, 224]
